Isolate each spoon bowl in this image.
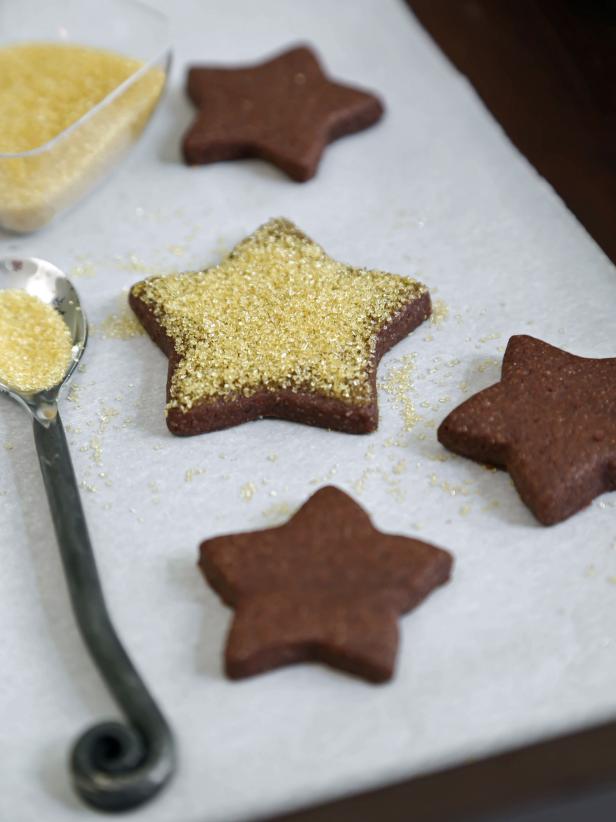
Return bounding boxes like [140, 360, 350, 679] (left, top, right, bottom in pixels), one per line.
[0, 256, 88, 422]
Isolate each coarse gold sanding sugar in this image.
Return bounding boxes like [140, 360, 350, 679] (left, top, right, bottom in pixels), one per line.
[132, 219, 428, 412]
[0, 290, 73, 393]
[0, 43, 165, 232]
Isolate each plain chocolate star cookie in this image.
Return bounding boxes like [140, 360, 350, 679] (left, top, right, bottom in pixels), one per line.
[199, 486, 453, 683]
[183, 45, 384, 181]
[438, 335, 616, 525]
[129, 218, 430, 436]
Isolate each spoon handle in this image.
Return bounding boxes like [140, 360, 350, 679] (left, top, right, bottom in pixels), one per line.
[32, 412, 175, 812]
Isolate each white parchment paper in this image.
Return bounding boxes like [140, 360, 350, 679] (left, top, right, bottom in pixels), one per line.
[1, 1, 615, 820]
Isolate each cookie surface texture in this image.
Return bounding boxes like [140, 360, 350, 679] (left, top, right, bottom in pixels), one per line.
[438, 335, 616, 525]
[199, 486, 453, 682]
[129, 218, 431, 436]
[183, 45, 384, 181]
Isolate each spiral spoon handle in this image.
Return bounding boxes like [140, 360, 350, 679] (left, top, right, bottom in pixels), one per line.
[33, 412, 175, 811]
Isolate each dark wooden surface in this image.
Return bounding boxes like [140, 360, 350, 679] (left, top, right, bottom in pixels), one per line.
[264, 718, 616, 821]
[264, 3, 616, 821]
[409, 0, 616, 267]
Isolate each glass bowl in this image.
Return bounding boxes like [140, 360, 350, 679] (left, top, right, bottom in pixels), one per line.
[0, 0, 171, 233]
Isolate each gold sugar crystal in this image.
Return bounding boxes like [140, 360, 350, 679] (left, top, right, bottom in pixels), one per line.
[132, 219, 428, 412]
[0, 290, 73, 393]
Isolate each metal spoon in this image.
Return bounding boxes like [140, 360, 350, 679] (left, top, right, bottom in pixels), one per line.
[0, 257, 175, 812]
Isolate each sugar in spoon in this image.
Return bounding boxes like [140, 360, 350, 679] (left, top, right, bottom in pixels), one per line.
[0, 257, 175, 811]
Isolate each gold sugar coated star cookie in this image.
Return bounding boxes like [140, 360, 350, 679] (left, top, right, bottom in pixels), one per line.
[129, 218, 431, 435]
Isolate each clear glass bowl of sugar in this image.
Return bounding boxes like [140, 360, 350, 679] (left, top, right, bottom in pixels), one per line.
[0, 0, 171, 233]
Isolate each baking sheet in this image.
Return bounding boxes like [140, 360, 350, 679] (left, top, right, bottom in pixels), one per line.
[1, 1, 615, 820]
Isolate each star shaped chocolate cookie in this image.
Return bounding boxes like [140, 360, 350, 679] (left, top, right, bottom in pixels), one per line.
[129, 218, 430, 436]
[182, 45, 384, 181]
[199, 486, 453, 682]
[438, 335, 616, 525]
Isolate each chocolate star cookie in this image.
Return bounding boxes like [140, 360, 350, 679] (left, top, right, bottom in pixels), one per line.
[199, 486, 453, 682]
[129, 218, 430, 436]
[183, 45, 384, 181]
[438, 335, 616, 525]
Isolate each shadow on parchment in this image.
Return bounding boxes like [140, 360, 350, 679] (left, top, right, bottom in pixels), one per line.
[166, 555, 228, 681]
